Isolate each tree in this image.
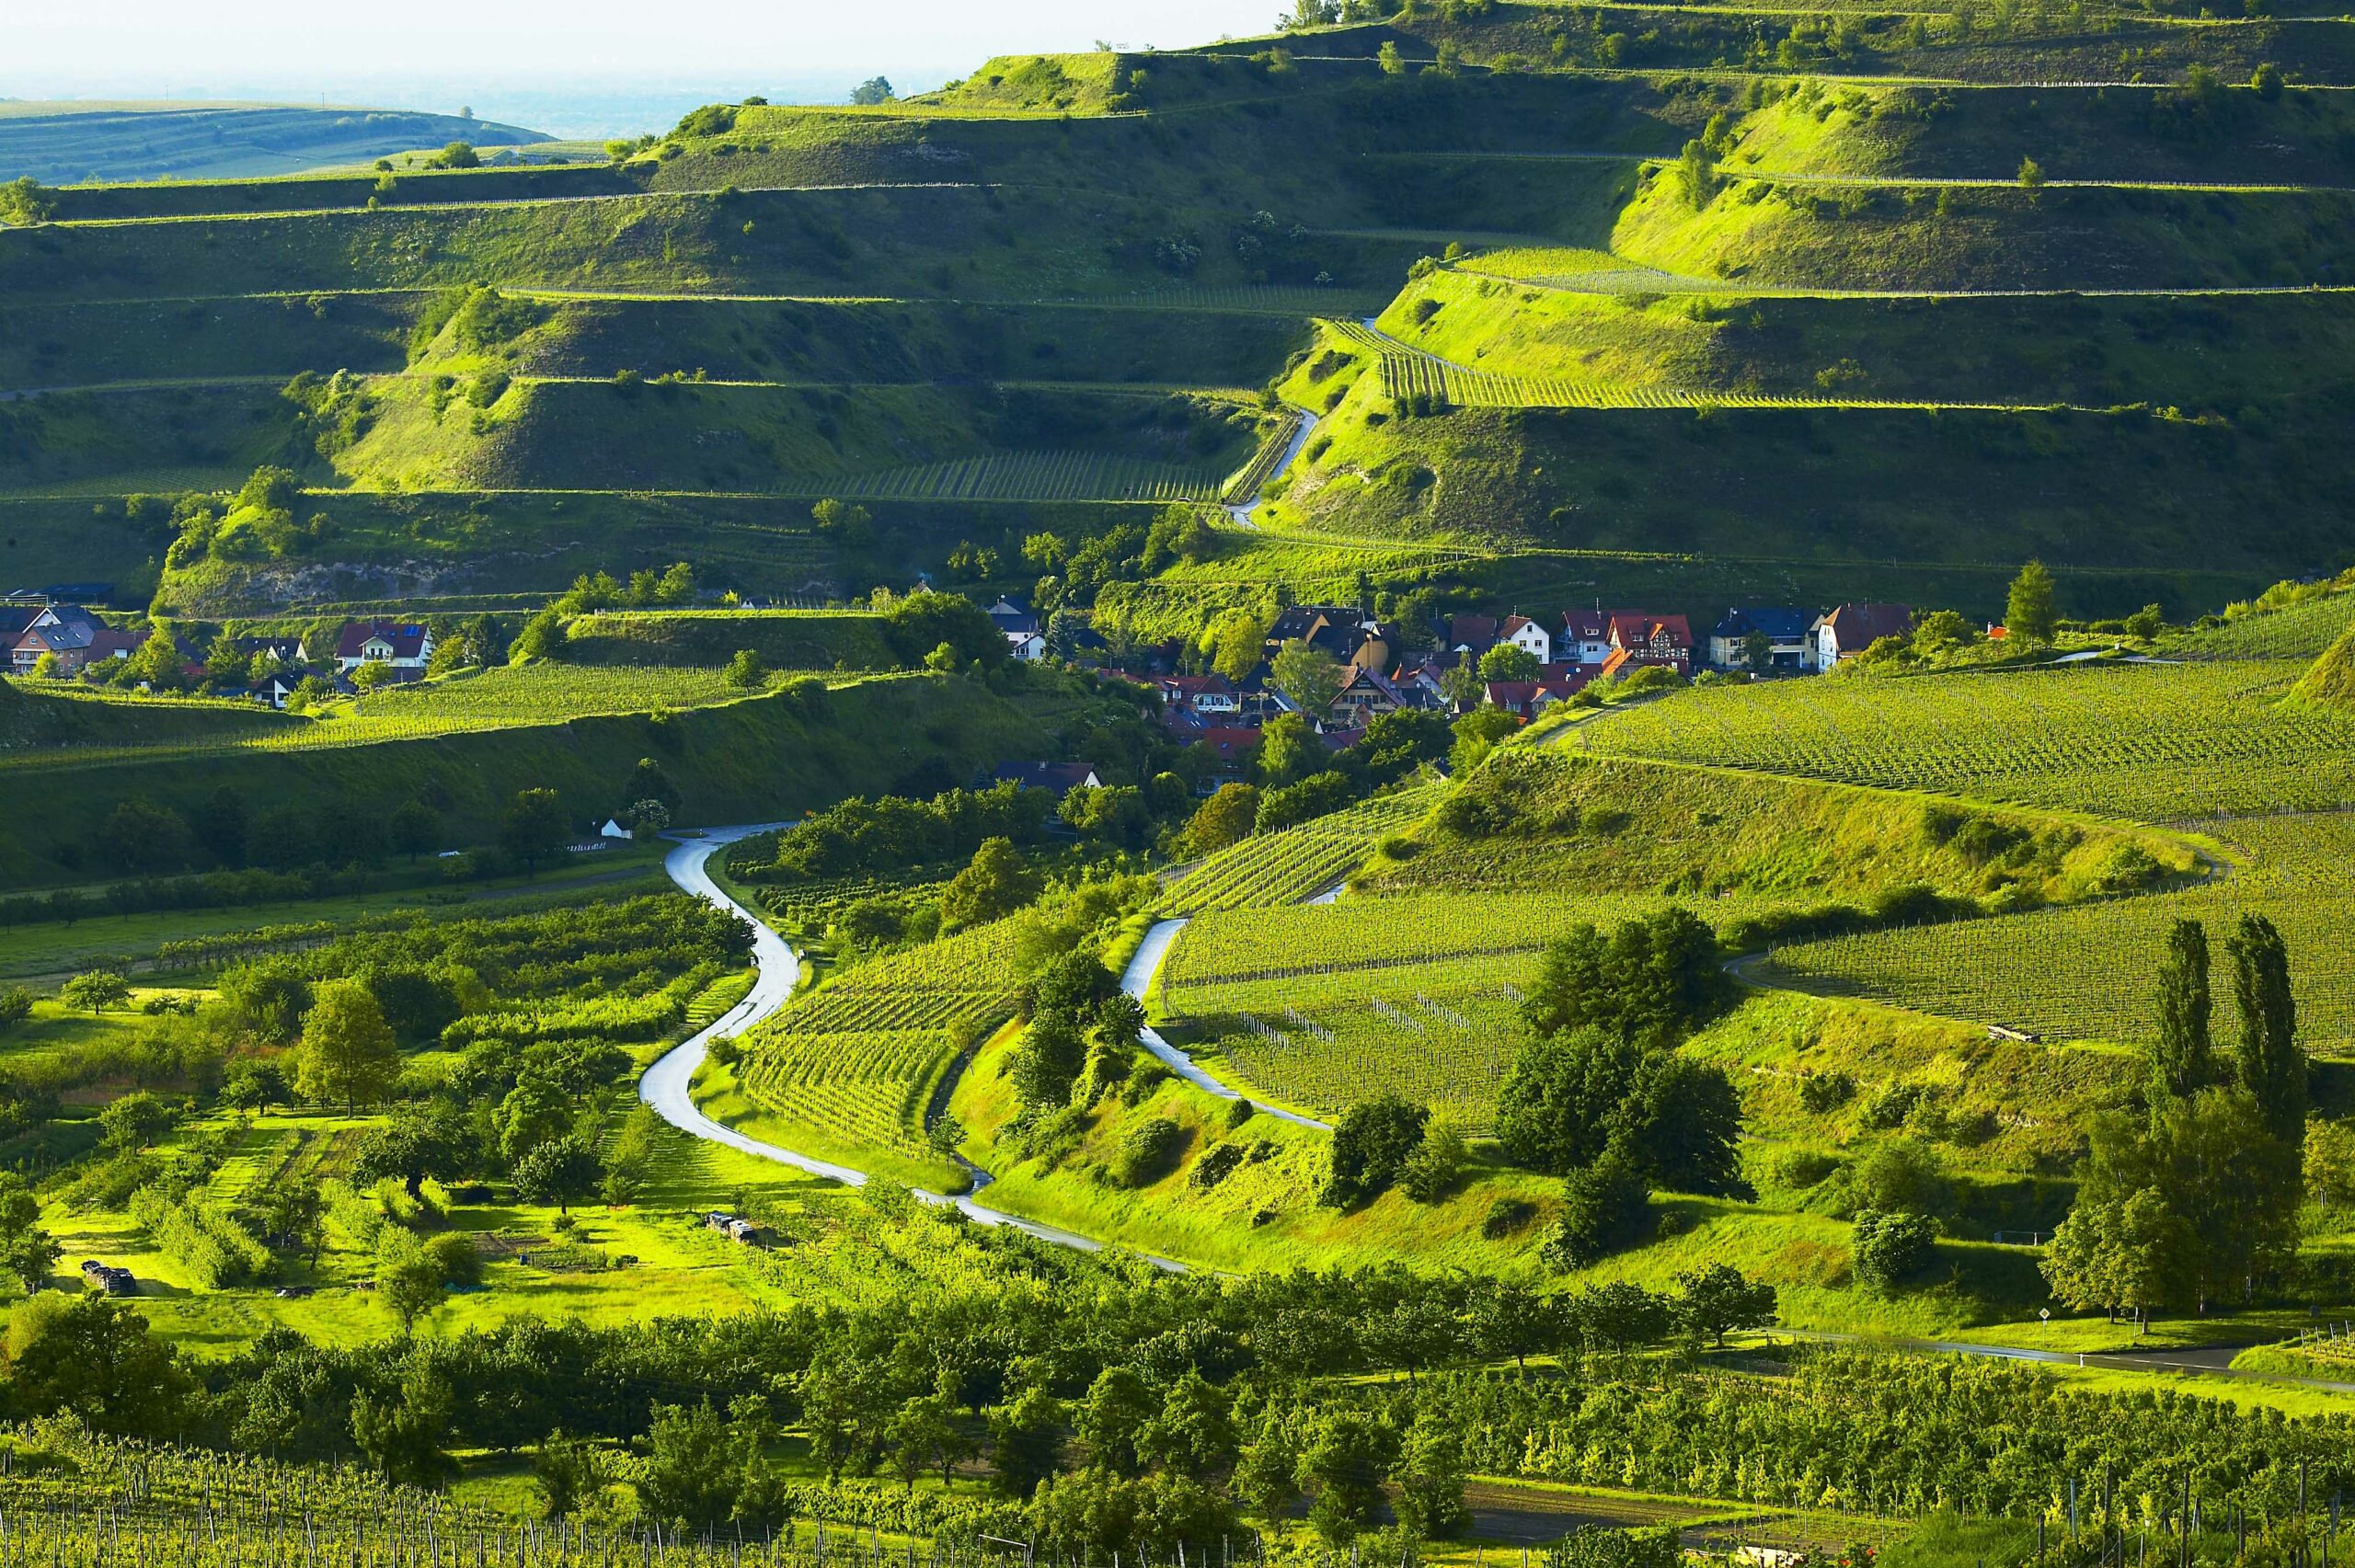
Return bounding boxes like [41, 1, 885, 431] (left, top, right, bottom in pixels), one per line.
[0, 1173, 60, 1293]
[724, 648, 767, 689]
[351, 661, 398, 692]
[2225, 913, 2303, 1147]
[851, 77, 896, 105]
[1235, 1408, 1301, 1521]
[191, 785, 252, 865]
[1075, 1365, 1157, 1476]
[1378, 40, 1407, 73]
[0, 987, 33, 1033]
[988, 1388, 1066, 1499]
[1567, 1280, 1674, 1356]
[388, 800, 439, 862]
[1391, 1411, 1469, 1539]
[1544, 1154, 1651, 1268]
[1256, 713, 1323, 790]
[2151, 917, 2215, 1104]
[99, 1091, 175, 1151]
[431, 141, 480, 169]
[638, 1402, 737, 1528]
[126, 625, 187, 691]
[1478, 643, 1542, 681]
[3, 1293, 188, 1436]
[101, 797, 191, 874]
[1673, 1263, 1777, 1347]
[2005, 559, 2058, 645]
[1450, 1281, 1551, 1370]
[811, 497, 875, 548]
[1295, 1408, 1391, 1544]
[2305, 1116, 2355, 1211]
[532, 1430, 609, 1519]
[61, 969, 132, 1017]
[293, 979, 399, 1115]
[1741, 629, 1772, 675]
[1013, 1013, 1088, 1108]
[886, 1384, 971, 1489]
[2016, 155, 2046, 189]
[1439, 652, 1484, 710]
[512, 1134, 603, 1213]
[1521, 909, 1735, 1045]
[379, 1251, 453, 1337]
[501, 787, 570, 876]
[1269, 638, 1347, 716]
[1451, 706, 1520, 773]
[356, 1102, 468, 1200]
[1178, 784, 1259, 859]
[2252, 61, 2284, 97]
[1322, 1094, 1429, 1207]
[1137, 1370, 1235, 1474]
[941, 837, 1040, 930]
[1675, 139, 1719, 210]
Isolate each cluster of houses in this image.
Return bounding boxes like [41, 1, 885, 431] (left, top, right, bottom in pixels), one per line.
[3, 597, 437, 707]
[1043, 598, 1920, 750]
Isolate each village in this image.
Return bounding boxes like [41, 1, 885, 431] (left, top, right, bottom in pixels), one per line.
[983, 591, 1921, 761]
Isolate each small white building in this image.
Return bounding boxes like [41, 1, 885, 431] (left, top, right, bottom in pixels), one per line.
[1497, 613, 1552, 667]
[1807, 603, 1915, 671]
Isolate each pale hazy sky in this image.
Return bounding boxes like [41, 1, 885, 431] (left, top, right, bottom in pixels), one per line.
[9, 0, 1279, 105]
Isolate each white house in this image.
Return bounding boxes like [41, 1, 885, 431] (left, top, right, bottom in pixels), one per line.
[1006, 629, 1046, 661]
[334, 620, 434, 674]
[1807, 603, 1914, 671]
[1498, 613, 1551, 666]
[599, 818, 634, 840]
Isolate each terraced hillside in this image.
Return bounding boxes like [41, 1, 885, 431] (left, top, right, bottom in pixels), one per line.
[5, 11, 2350, 622]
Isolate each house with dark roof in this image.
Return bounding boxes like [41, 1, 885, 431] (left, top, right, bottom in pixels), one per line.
[1707, 607, 1813, 671]
[1808, 603, 1914, 670]
[1444, 613, 1499, 656]
[987, 597, 1047, 661]
[235, 635, 313, 667]
[9, 604, 106, 674]
[334, 620, 434, 673]
[1558, 610, 1614, 667]
[1329, 666, 1407, 727]
[990, 761, 1105, 796]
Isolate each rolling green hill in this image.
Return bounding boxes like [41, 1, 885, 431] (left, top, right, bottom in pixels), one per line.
[4, 6, 2352, 625]
[0, 102, 549, 186]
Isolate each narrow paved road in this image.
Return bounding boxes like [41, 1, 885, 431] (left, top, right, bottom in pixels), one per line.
[1226, 402, 1321, 529]
[640, 826, 1184, 1264]
[1120, 919, 1331, 1130]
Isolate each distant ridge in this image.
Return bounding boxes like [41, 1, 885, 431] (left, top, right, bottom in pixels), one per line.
[0, 102, 552, 186]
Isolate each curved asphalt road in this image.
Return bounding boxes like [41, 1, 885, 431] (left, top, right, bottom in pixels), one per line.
[639, 827, 1184, 1265]
[1121, 918, 1330, 1130]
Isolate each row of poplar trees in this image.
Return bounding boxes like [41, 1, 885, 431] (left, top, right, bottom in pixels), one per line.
[2043, 914, 2306, 1323]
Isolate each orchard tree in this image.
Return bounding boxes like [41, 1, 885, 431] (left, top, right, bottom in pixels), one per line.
[61, 969, 132, 1017]
[0, 1173, 60, 1293]
[512, 1134, 602, 1213]
[1673, 1263, 1778, 1346]
[1477, 643, 1542, 681]
[295, 979, 399, 1115]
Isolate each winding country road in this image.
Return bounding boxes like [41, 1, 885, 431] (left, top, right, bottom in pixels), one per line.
[646, 830, 2355, 1391]
[1121, 918, 1330, 1130]
[638, 827, 1183, 1265]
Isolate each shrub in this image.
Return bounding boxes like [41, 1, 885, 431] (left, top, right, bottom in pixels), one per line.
[1322, 1094, 1428, 1207]
[1482, 1196, 1538, 1239]
[1191, 1141, 1247, 1190]
[1114, 1118, 1189, 1187]
[1798, 1070, 1857, 1113]
[1543, 1156, 1650, 1268]
[1851, 1208, 1938, 1290]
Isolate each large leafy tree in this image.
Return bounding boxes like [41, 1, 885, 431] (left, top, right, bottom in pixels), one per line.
[295, 979, 399, 1115]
